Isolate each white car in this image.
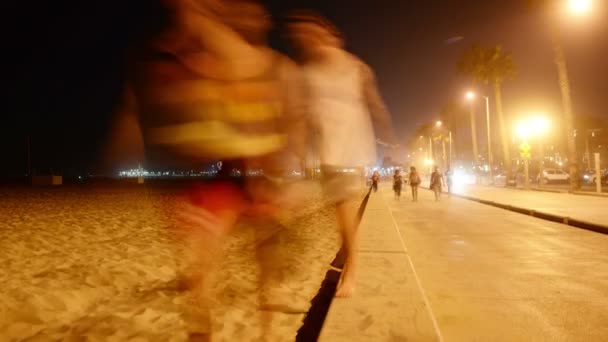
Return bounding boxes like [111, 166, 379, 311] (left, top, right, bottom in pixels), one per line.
[537, 168, 570, 184]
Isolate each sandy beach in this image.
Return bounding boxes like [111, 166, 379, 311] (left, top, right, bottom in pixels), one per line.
[0, 181, 344, 341]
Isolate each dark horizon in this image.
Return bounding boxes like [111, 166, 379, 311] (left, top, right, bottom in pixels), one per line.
[2, 0, 607, 177]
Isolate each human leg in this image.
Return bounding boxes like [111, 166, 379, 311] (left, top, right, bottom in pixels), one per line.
[335, 198, 358, 297]
[178, 182, 245, 338]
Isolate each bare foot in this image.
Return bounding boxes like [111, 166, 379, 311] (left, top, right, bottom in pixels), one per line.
[335, 277, 355, 298]
[335, 269, 356, 298]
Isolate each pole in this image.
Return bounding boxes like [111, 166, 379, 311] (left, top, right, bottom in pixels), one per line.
[485, 96, 493, 184]
[595, 152, 601, 193]
[312, 149, 315, 180]
[442, 138, 447, 171]
[429, 137, 433, 174]
[449, 131, 452, 169]
[585, 133, 591, 170]
[27, 135, 32, 184]
[539, 138, 545, 189]
[524, 158, 530, 189]
[469, 101, 479, 167]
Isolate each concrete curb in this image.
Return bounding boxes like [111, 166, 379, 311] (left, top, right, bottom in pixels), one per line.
[572, 191, 608, 198]
[490, 185, 608, 198]
[450, 192, 608, 235]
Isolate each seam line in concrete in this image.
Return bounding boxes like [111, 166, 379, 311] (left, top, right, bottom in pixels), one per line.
[381, 193, 445, 342]
[357, 249, 407, 254]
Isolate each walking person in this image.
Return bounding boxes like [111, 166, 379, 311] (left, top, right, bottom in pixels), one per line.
[408, 166, 421, 202]
[371, 171, 380, 193]
[393, 169, 403, 199]
[107, 1, 307, 339]
[445, 167, 453, 194]
[289, 12, 395, 297]
[430, 166, 445, 201]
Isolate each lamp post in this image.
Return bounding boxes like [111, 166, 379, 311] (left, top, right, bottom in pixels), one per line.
[465, 91, 480, 168]
[467, 91, 493, 184]
[429, 136, 433, 174]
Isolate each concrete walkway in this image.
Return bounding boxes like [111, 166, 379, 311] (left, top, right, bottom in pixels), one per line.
[319, 187, 441, 342]
[454, 185, 608, 228]
[320, 184, 608, 341]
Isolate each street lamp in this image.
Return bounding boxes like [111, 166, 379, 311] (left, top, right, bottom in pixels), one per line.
[568, 0, 592, 15]
[466, 91, 493, 183]
[465, 92, 480, 168]
[515, 115, 551, 189]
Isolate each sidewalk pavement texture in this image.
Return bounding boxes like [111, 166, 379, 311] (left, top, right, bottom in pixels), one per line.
[320, 184, 608, 341]
[452, 185, 608, 233]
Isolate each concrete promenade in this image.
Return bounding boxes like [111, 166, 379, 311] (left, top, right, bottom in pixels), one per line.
[320, 184, 608, 341]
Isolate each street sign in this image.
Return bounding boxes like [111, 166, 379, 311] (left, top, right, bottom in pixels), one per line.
[519, 142, 531, 159]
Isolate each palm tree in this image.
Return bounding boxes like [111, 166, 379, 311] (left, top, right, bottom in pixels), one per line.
[525, 0, 580, 190]
[439, 100, 467, 164]
[458, 44, 516, 184]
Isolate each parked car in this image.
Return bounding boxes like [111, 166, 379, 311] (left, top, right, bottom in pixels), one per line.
[537, 168, 570, 184]
[493, 172, 516, 186]
[581, 169, 596, 184]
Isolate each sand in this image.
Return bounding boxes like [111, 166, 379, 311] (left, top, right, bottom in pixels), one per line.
[0, 181, 343, 341]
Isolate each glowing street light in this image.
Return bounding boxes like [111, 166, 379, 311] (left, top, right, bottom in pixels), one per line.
[436, 120, 443, 127]
[516, 116, 550, 140]
[515, 115, 552, 188]
[568, 0, 592, 15]
[466, 91, 475, 100]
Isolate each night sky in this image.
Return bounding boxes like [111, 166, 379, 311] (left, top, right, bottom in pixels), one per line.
[2, 1, 606, 177]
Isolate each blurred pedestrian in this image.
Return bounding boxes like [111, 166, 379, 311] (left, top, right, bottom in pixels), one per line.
[108, 0, 307, 339]
[445, 167, 453, 194]
[409, 166, 421, 202]
[371, 171, 380, 192]
[393, 169, 403, 199]
[288, 12, 396, 298]
[430, 166, 445, 201]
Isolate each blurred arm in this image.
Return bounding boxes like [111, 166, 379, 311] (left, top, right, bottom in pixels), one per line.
[279, 57, 309, 161]
[157, 0, 269, 80]
[360, 62, 397, 146]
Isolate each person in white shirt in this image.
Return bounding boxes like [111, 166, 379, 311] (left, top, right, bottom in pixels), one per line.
[289, 12, 396, 297]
